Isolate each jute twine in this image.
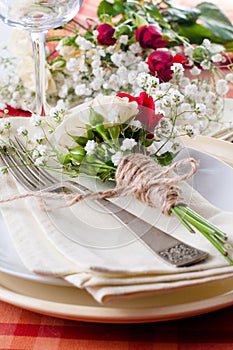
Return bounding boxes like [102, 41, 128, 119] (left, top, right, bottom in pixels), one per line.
[0, 153, 197, 216]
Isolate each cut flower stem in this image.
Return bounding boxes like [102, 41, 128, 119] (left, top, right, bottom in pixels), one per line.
[171, 206, 233, 264]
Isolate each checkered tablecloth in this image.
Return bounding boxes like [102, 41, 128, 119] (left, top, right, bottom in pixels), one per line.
[1, 0, 233, 348]
[1, 299, 233, 349]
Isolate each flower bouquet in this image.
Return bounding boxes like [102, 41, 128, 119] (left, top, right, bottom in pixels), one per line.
[1, 0, 233, 135]
[1, 89, 233, 264]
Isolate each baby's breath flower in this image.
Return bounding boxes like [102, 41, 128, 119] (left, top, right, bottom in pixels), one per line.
[17, 126, 28, 137]
[120, 138, 137, 151]
[129, 120, 142, 129]
[171, 63, 184, 76]
[111, 151, 123, 166]
[30, 114, 42, 127]
[216, 79, 229, 95]
[225, 73, 233, 83]
[211, 53, 223, 63]
[34, 155, 48, 166]
[84, 140, 97, 155]
[200, 59, 211, 70]
[190, 66, 201, 76]
[119, 35, 128, 45]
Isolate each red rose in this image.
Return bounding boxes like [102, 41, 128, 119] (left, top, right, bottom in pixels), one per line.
[147, 51, 187, 82]
[117, 92, 163, 132]
[135, 25, 169, 50]
[96, 23, 117, 46]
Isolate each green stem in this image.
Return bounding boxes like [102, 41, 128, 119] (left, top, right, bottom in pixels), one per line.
[172, 205, 233, 264]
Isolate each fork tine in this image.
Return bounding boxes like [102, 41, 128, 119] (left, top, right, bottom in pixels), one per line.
[0, 137, 59, 191]
[0, 151, 39, 191]
[14, 137, 58, 185]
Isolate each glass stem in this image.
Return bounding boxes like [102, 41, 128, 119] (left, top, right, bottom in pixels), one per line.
[30, 31, 48, 116]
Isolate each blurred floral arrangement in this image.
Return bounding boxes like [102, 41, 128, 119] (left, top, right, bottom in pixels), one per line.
[0, 0, 233, 137]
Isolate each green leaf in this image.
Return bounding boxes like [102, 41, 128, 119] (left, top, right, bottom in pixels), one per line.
[133, 13, 148, 27]
[97, 0, 119, 18]
[176, 23, 215, 45]
[69, 146, 86, 162]
[71, 135, 88, 147]
[162, 7, 200, 25]
[57, 152, 71, 164]
[154, 151, 177, 166]
[115, 24, 133, 37]
[197, 2, 233, 43]
[108, 125, 120, 141]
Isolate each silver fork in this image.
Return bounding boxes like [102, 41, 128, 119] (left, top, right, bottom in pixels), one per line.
[0, 137, 208, 267]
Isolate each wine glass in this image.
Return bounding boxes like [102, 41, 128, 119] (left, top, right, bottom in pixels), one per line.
[0, 0, 83, 116]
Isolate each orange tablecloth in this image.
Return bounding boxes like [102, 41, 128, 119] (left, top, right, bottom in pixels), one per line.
[1, 1, 233, 349]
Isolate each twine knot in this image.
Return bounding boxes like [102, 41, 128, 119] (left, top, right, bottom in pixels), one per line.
[115, 153, 197, 215]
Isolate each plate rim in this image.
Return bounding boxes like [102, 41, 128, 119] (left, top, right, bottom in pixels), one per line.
[1, 279, 233, 323]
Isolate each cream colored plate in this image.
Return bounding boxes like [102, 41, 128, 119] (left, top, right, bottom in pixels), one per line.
[1, 271, 233, 323]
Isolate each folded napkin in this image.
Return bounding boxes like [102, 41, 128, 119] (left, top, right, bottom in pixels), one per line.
[1, 118, 233, 303]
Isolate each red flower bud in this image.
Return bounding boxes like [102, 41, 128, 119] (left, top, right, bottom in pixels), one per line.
[96, 23, 117, 46]
[135, 25, 169, 50]
[117, 91, 163, 132]
[147, 51, 187, 82]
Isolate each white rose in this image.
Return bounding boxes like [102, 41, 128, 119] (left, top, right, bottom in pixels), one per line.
[90, 95, 138, 124]
[53, 95, 139, 150]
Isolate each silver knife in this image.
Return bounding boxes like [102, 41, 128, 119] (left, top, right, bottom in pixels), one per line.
[64, 181, 208, 267]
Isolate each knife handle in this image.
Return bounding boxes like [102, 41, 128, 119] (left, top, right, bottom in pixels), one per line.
[61, 181, 209, 267]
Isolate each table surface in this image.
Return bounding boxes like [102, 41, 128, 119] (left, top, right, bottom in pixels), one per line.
[1, 0, 233, 349]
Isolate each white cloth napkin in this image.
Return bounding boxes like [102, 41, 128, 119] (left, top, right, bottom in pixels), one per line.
[1, 118, 233, 303]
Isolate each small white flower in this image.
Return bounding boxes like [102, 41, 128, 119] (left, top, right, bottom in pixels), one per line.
[84, 140, 97, 155]
[136, 72, 149, 88]
[194, 103, 206, 115]
[171, 90, 184, 104]
[225, 73, 233, 83]
[0, 119, 11, 134]
[120, 138, 137, 151]
[34, 155, 48, 166]
[190, 66, 201, 76]
[66, 58, 79, 71]
[129, 120, 142, 129]
[171, 63, 184, 76]
[111, 52, 122, 67]
[202, 39, 211, 49]
[119, 35, 128, 45]
[30, 114, 42, 126]
[200, 59, 211, 70]
[216, 79, 229, 95]
[93, 30, 98, 40]
[75, 36, 93, 50]
[185, 124, 196, 137]
[129, 42, 141, 54]
[111, 151, 123, 166]
[33, 131, 45, 144]
[184, 84, 198, 96]
[75, 84, 87, 96]
[211, 53, 223, 63]
[17, 126, 28, 136]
